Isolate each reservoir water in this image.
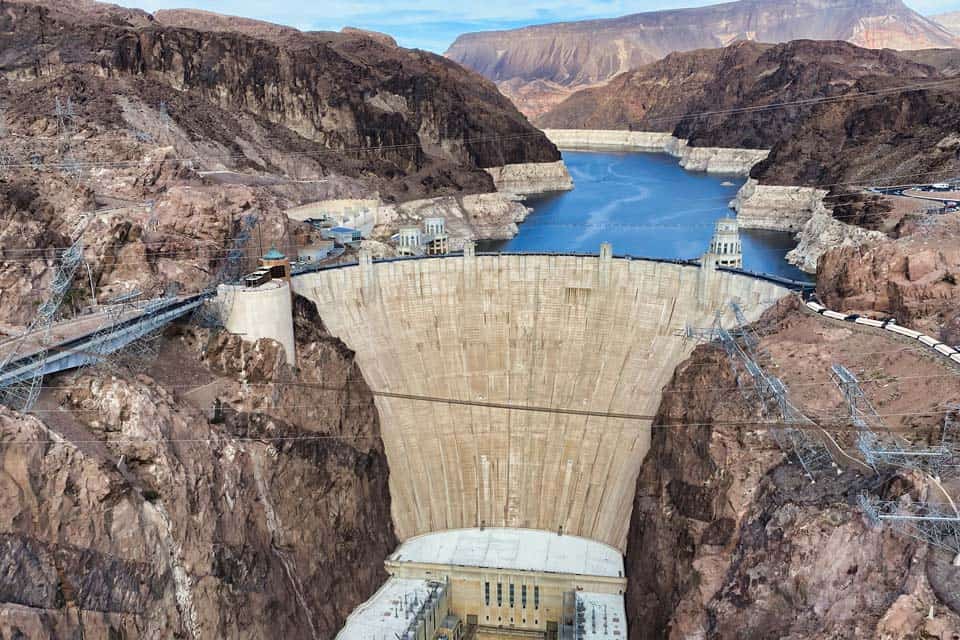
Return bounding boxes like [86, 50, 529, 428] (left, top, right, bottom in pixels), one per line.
[484, 151, 810, 281]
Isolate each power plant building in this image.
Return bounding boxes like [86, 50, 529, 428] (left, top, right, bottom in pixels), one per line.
[335, 528, 626, 640]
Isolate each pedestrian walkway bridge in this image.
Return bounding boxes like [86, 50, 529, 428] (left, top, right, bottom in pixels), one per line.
[0, 294, 206, 391]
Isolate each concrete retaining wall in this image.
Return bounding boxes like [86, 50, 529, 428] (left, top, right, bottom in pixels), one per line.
[294, 253, 789, 550]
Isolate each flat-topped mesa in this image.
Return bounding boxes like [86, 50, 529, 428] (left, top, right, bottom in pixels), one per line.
[290, 250, 790, 551]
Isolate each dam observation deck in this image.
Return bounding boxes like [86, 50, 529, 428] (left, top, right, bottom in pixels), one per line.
[291, 245, 793, 552]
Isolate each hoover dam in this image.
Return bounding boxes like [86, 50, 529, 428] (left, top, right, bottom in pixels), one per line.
[291, 247, 789, 547]
[219, 240, 796, 639]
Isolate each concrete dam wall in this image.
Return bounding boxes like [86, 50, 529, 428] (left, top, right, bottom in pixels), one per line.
[293, 253, 789, 551]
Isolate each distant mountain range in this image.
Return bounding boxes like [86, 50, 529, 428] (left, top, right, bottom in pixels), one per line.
[446, 0, 960, 116]
[934, 11, 960, 35]
[536, 39, 960, 220]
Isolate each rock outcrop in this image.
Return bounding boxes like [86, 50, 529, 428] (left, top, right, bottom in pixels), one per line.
[0, 0, 564, 331]
[0, 298, 397, 639]
[730, 179, 830, 232]
[483, 161, 574, 195]
[626, 299, 960, 638]
[816, 216, 960, 337]
[448, 0, 959, 116]
[373, 193, 532, 243]
[786, 209, 886, 273]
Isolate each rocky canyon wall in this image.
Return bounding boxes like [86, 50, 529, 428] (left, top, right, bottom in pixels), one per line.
[0, 299, 397, 639]
[625, 299, 960, 639]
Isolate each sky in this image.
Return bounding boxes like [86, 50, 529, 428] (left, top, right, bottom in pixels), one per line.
[117, 0, 960, 53]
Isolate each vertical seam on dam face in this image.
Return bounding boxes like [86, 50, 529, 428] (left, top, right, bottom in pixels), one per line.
[293, 255, 788, 552]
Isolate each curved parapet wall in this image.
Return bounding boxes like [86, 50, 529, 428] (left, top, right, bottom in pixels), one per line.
[293, 253, 789, 550]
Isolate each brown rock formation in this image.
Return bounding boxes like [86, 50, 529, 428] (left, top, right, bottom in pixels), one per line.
[0, 297, 396, 639]
[816, 216, 960, 339]
[540, 39, 960, 184]
[447, 0, 959, 116]
[625, 299, 960, 638]
[0, 0, 559, 331]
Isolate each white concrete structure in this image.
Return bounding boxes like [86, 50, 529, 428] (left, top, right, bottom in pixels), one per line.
[218, 279, 296, 364]
[286, 198, 378, 237]
[335, 577, 450, 640]
[390, 528, 623, 578]
[385, 528, 626, 638]
[705, 218, 743, 268]
[396, 226, 424, 255]
[293, 251, 789, 550]
[395, 218, 450, 256]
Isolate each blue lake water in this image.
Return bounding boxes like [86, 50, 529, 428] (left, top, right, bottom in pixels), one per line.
[482, 151, 810, 281]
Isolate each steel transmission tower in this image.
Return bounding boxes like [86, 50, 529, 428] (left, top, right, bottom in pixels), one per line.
[0, 239, 85, 411]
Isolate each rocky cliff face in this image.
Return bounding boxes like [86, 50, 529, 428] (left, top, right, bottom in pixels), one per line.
[816, 215, 960, 338]
[2, 0, 557, 182]
[0, 297, 396, 639]
[540, 40, 960, 255]
[626, 299, 960, 639]
[0, 0, 562, 333]
[448, 0, 959, 116]
[539, 39, 947, 160]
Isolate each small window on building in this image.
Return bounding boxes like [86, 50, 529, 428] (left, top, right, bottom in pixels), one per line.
[522, 585, 527, 609]
[509, 584, 514, 608]
[534, 586, 539, 610]
[484, 581, 490, 606]
[497, 582, 502, 606]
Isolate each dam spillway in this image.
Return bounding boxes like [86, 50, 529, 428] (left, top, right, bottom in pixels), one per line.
[293, 251, 789, 551]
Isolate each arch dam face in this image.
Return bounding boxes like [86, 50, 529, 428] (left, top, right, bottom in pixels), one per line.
[293, 254, 789, 551]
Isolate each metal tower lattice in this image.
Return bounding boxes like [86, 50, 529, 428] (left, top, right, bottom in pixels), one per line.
[832, 365, 959, 477]
[192, 212, 260, 327]
[860, 493, 960, 557]
[0, 239, 85, 411]
[54, 97, 81, 179]
[686, 303, 834, 479]
[74, 290, 163, 375]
